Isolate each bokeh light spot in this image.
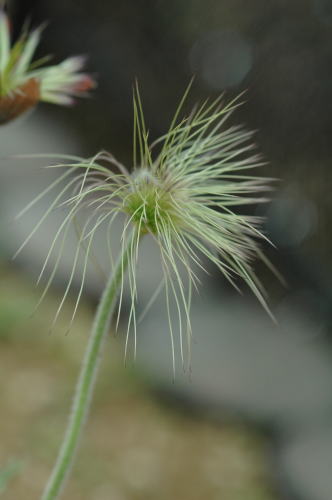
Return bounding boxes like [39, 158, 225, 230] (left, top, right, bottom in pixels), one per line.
[189, 30, 253, 90]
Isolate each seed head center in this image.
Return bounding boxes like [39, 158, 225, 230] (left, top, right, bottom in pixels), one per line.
[124, 169, 177, 234]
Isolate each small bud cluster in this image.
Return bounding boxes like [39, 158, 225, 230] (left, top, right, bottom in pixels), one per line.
[0, 10, 95, 124]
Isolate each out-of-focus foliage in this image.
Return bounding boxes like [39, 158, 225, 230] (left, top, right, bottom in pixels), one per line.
[0, 264, 277, 500]
[0, 460, 22, 495]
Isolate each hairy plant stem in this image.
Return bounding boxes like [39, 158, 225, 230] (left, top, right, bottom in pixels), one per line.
[41, 232, 136, 500]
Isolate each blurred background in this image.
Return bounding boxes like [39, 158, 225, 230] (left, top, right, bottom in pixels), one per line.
[0, 0, 332, 499]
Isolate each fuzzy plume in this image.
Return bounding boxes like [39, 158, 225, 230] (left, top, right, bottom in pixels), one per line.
[17, 83, 275, 373]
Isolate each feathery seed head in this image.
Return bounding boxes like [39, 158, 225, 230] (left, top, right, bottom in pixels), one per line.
[18, 83, 275, 371]
[0, 9, 96, 123]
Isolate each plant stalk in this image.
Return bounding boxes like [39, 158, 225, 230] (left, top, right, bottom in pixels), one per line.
[41, 232, 135, 500]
